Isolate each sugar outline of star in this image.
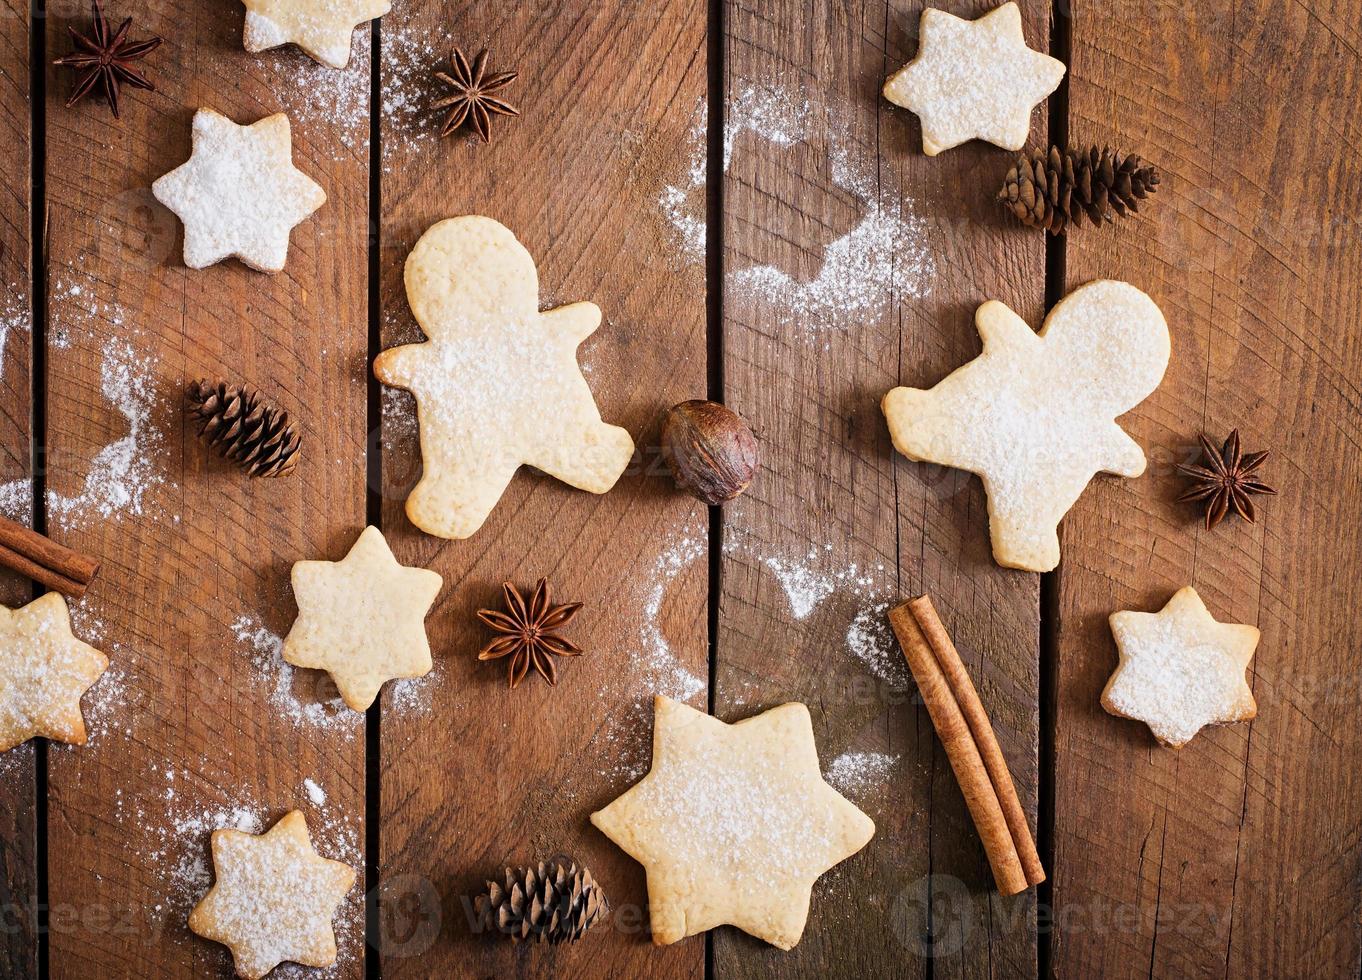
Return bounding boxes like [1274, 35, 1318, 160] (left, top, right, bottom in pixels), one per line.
[241, 0, 391, 69]
[151, 108, 326, 273]
[189, 810, 356, 980]
[1103, 586, 1260, 748]
[283, 525, 443, 712]
[0, 592, 108, 752]
[591, 696, 875, 949]
[883, 2, 1066, 156]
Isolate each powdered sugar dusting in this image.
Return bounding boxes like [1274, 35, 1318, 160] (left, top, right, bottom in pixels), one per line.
[0, 284, 30, 379]
[729, 142, 933, 333]
[762, 552, 835, 619]
[0, 479, 28, 520]
[587, 529, 707, 788]
[824, 750, 898, 799]
[725, 83, 807, 171]
[1105, 603, 1254, 747]
[379, 21, 443, 157]
[138, 775, 361, 977]
[660, 103, 707, 260]
[304, 778, 327, 806]
[845, 601, 909, 687]
[265, 43, 371, 161]
[725, 532, 908, 691]
[231, 615, 360, 740]
[47, 339, 165, 527]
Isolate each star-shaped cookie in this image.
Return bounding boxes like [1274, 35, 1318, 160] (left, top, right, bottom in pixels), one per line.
[152, 108, 326, 273]
[189, 810, 356, 980]
[0, 592, 108, 753]
[883, 2, 1065, 155]
[283, 525, 442, 711]
[591, 696, 875, 949]
[1102, 586, 1259, 748]
[373, 216, 635, 539]
[241, 0, 390, 69]
[882, 280, 1169, 572]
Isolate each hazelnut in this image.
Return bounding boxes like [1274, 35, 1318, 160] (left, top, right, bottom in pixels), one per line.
[660, 400, 758, 505]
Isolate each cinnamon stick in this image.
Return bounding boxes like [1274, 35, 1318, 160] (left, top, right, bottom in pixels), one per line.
[0, 516, 100, 598]
[888, 595, 1044, 895]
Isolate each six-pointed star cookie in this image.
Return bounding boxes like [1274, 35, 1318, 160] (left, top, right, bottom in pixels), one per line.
[0, 592, 108, 752]
[882, 280, 1169, 572]
[189, 810, 356, 980]
[883, 2, 1065, 155]
[241, 0, 389, 69]
[283, 525, 443, 711]
[152, 108, 326, 273]
[373, 216, 636, 539]
[591, 696, 875, 949]
[1102, 586, 1259, 748]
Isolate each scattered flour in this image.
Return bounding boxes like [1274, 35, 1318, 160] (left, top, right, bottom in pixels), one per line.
[230, 615, 360, 740]
[846, 601, 911, 688]
[46, 338, 165, 527]
[138, 773, 362, 978]
[76, 655, 133, 744]
[0, 285, 30, 380]
[0, 479, 28, 520]
[589, 529, 708, 788]
[824, 750, 898, 798]
[264, 43, 371, 161]
[728, 142, 934, 332]
[659, 103, 707, 260]
[379, 21, 445, 159]
[724, 83, 807, 171]
[762, 553, 835, 619]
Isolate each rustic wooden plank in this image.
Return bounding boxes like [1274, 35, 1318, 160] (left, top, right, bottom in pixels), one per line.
[1053, 1, 1362, 976]
[376, 1, 707, 975]
[41, 1, 371, 974]
[0, 0, 34, 972]
[716, 0, 1044, 975]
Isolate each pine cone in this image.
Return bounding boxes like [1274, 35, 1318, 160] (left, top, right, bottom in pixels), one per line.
[186, 380, 301, 478]
[998, 145, 1160, 234]
[474, 859, 608, 944]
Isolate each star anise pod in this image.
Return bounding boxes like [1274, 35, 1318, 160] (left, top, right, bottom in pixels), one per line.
[53, 0, 162, 119]
[477, 579, 582, 688]
[432, 48, 520, 142]
[1177, 429, 1277, 530]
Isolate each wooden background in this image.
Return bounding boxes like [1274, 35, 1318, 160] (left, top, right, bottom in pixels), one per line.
[0, 0, 1357, 977]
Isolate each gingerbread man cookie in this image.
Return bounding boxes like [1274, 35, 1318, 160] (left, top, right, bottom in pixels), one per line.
[0, 592, 108, 753]
[189, 810, 356, 979]
[240, 0, 389, 69]
[591, 696, 875, 949]
[882, 280, 1169, 572]
[883, 2, 1065, 155]
[1102, 586, 1259, 748]
[374, 217, 635, 539]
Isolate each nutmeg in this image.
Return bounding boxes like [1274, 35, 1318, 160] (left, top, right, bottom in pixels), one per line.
[660, 400, 758, 505]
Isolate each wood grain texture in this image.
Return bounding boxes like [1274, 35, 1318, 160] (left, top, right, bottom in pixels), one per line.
[716, 0, 1043, 975]
[41, 0, 370, 975]
[1053, 1, 1362, 976]
[375, 1, 707, 975]
[0, 0, 33, 974]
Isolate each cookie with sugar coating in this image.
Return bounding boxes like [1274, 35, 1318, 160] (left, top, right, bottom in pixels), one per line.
[882, 280, 1169, 572]
[374, 216, 635, 539]
[1102, 586, 1259, 748]
[591, 696, 875, 949]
